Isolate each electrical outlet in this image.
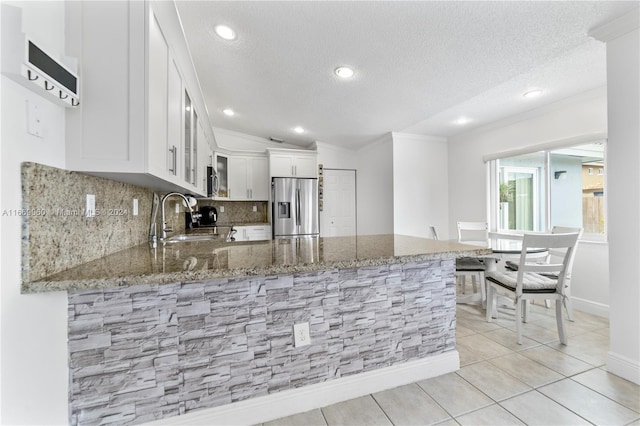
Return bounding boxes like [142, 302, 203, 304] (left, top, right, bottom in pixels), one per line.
[293, 322, 310, 347]
[220, 206, 224, 213]
[175, 202, 180, 214]
[253, 205, 257, 212]
[132, 198, 138, 216]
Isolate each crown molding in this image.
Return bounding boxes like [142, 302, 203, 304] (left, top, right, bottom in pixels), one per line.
[589, 8, 639, 42]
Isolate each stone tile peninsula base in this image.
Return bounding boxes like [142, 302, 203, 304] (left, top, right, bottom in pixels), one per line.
[68, 260, 458, 425]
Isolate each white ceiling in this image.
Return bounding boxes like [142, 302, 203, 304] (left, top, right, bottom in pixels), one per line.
[175, 1, 639, 150]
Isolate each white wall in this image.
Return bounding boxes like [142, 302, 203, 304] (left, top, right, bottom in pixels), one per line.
[1, 2, 69, 424]
[213, 127, 302, 152]
[601, 25, 639, 384]
[316, 141, 358, 171]
[356, 135, 394, 235]
[392, 133, 449, 239]
[447, 88, 610, 316]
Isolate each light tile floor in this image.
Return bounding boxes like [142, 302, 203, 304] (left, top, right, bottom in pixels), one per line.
[264, 302, 640, 426]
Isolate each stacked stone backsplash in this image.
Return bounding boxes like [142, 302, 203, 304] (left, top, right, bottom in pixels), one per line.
[21, 163, 186, 287]
[197, 200, 268, 225]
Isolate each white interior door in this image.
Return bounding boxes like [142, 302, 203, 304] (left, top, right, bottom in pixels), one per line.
[321, 169, 356, 237]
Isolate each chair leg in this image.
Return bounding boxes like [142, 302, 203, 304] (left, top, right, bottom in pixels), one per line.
[515, 296, 523, 345]
[480, 273, 487, 309]
[523, 300, 530, 323]
[556, 299, 568, 345]
[486, 284, 494, 322]
[564, 296, 575, 322]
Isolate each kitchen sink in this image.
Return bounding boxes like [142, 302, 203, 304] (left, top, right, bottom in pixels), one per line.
[162, 234, 219, 243]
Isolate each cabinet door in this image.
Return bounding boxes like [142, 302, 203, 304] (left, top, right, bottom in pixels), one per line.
[269, 155, 295, 177]
[147, 11, 169, 177]
[249, 157, 269, 200]
[245, 225, 271, 241]
[197, 121, 209, 194]
[232, 226, 248, 241]
[293, 155, 317, 178]
[167, 58, 182, 180]
[215, 153, 229, 198]
[228, 156, 249, 200]
[184, 91, 192, 183]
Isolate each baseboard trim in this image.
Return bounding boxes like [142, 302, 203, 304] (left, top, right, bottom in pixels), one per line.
[572, 297, 609, 318]
[607, 352, 640, 385]
[143, 351, 460, 426]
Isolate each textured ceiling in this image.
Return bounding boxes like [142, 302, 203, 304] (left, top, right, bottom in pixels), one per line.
[175, 1, 639, 150]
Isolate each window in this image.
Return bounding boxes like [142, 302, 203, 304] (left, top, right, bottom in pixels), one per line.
[488, 141, 606, 240]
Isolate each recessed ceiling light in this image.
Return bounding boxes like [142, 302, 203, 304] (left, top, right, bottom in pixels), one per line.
[334, 66, 355, 79]
[523, 89, 543, 99]
[214, 25, 236, 41]
[454, 117, 471, 125]
[223, 108, 235, 117]
[293, 126, 305, 134]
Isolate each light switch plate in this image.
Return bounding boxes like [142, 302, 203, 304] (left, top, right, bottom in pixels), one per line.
[132, 199, 138, 216]
[86, 194, 95, 217]
[27, 100, 43, 138]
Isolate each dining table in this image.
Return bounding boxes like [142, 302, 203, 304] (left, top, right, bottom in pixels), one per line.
[464, 233, 551, 316]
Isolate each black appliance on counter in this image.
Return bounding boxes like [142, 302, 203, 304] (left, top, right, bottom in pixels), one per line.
[185, 206, 217, 229]
[199, 206, 218, 226]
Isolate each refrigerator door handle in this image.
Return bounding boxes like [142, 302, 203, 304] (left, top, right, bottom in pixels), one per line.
[296, 188, 301, 227]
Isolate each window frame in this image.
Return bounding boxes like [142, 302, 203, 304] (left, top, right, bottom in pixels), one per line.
[485, 134, 607, 243]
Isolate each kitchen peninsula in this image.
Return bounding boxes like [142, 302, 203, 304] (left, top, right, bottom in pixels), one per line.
[29, 234, 489, 425]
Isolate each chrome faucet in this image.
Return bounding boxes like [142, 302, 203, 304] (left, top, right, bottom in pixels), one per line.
[226, 225, 237, 242]
[160, 193, 201, 240]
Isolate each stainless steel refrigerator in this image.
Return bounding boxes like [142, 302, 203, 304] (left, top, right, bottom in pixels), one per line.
[272, 177, 319, 238]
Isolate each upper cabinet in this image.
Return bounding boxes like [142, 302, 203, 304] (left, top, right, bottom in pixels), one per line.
[228, 155, 269, 200]
[65, 1, 214, 196]
[268, 149, 317, 178]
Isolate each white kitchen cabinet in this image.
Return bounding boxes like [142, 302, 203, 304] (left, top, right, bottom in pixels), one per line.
[166, 57, 183, 181]
[65, 1, 209, 195]
[268, 149, 317, 178]
[197, 121, 211, 195]
[228, 156, 269, 200]
[214, 152, 229, 198]
[234, 225, 272, 241]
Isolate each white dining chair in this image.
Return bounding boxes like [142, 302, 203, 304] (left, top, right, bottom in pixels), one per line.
[485, 231, 580, 345]
[505, 226, 582, 321]
[456, 222, 489, 307]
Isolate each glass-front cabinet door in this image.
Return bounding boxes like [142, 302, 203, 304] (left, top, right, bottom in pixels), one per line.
[184, 91, 192, 183]
[183, 90, 199, 187]
[215, 153, 229, 198]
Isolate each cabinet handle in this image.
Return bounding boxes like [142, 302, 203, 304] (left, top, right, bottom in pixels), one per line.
[169, 146, 177, 175]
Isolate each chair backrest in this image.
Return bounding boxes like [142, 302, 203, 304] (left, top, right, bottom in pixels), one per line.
[516, 232, 580, 295]
[457, 222, 488, 246]
[551, 226, 583, 279]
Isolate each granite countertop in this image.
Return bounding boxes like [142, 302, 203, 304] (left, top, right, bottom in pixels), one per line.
[23, 234, 491, 293]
